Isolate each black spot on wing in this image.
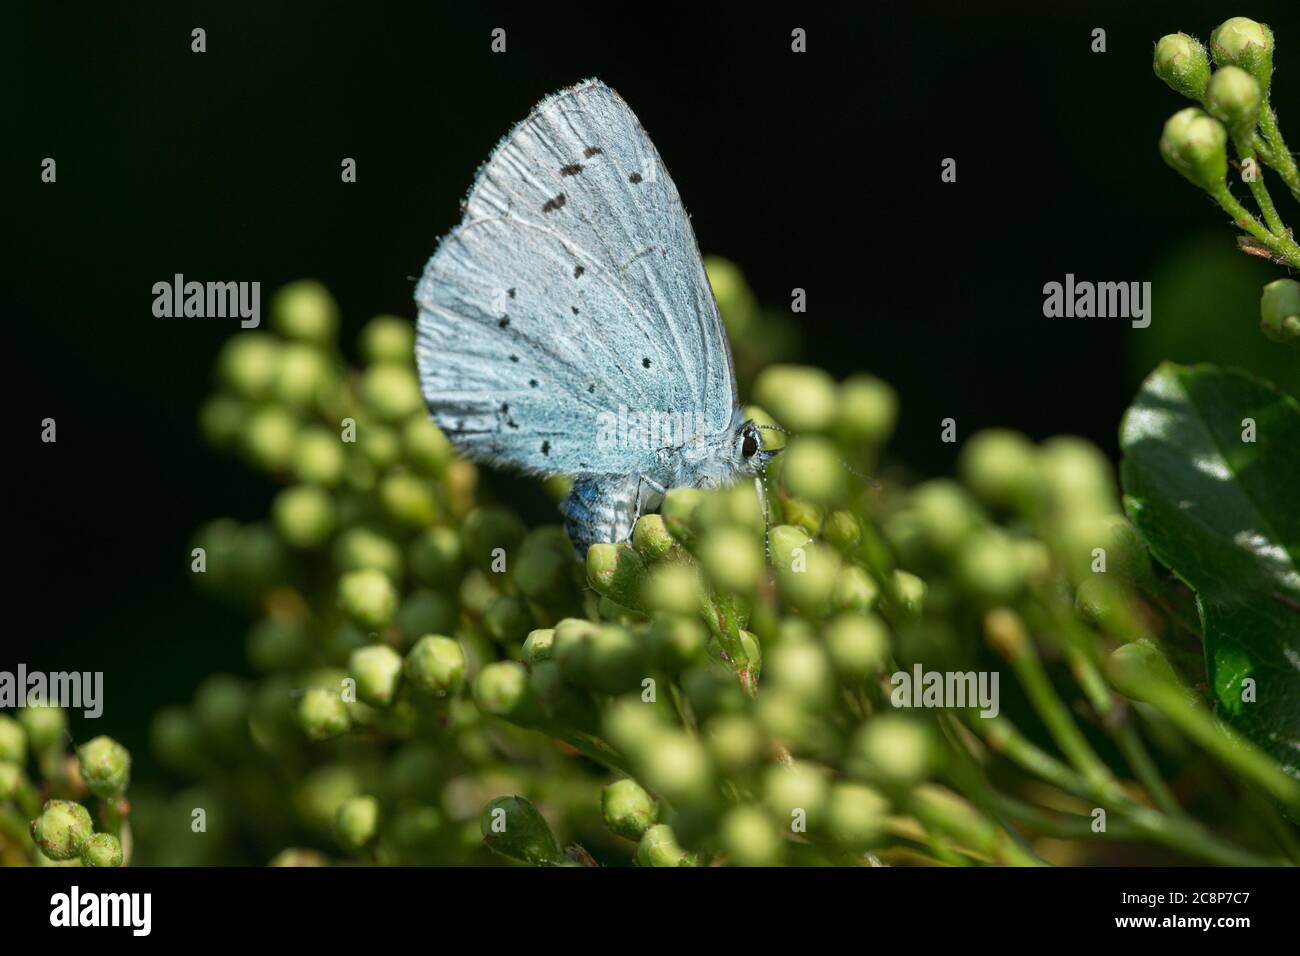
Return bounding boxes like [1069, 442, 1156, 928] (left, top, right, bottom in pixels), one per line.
[571, 306, 579, 315]
[587, 384, 596, 393]
[629, 172, 643, 184]
[583, 146, 602, 158]
[642, 357, 651, 368]
[541, 441, 550, 456]
[529, 379, 538, 388]
[507, 288, 516, 299]
[560, 163, 582, 176]
[542, 193, 566, 213]
[498, 317, 510, 328]
[573, 265, 585, 278]
[509, 354, 519, 363]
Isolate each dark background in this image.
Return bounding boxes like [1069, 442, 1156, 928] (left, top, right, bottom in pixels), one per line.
[7, 1, 1298, 776]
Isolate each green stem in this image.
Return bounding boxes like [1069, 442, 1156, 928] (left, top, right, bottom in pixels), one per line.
[1211, 183, 1300, 267]
[1258, 104, 1300, 202]
[1233, 134, 1287, 235]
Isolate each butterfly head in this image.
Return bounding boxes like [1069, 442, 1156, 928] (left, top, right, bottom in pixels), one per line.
[734, 419, 782, 475]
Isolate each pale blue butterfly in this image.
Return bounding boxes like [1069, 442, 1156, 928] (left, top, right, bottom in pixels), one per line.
[415, 79, 778, 555]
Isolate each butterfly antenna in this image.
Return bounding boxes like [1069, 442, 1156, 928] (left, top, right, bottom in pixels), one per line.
[757, 424, 881, 489]
[755, 464, 774, 565]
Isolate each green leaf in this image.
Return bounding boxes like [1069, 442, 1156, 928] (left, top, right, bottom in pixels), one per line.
[1119, 362, 1300, 782]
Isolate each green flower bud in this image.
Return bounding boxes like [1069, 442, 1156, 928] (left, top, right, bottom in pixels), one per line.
[642, 562, 705, 617]
[831, 563, 879, 612]
[824, 510, 862, 552]
[1260, 278, 1300, 346]
[705, 256, 758, 336]
[1159, 107, 1228, 192]
[581, 625, 646, 695]
[359, 315, 416, 365]
[909, 784, 999, 855]
[81, 832, 124, 868]
[358, 421, 402, 470]
[1106, 641, 1180, 703]
[241, 405, 299, 472]
[890, 570, 927, 619]
[362, 363, 424, 422]
[834, 374, 898, 448]
[601, 778, 659, 840]
[635, 730, 716, 808]
[408, 526, 463, 587]
[753, 364, 838, 432]
[473, 661, 535, 720]
[460, 506, 526, 570]
[763, 760, 829, 825]
[1039, 436, 1116, 511]
[0, 762, 24, 800]
[334, 527, 404, 579]
[271, 484, 336, 549]
[31, 799, 93, 861]
[335, 795, 381, 851]
[780, 497, 823, 536]
[636, 823, 693, 867]
[825, 612, 891, 684]
[631, 513, 676, 560]
[767, 640, 835, 709]
[0, 715, 26, 764]
[338, 568, 398, 629]
[514, 543, 571, 604]
[76, 736, 130, 799]
[247, 615, 310, 673]
[378, 472, 439, 527]
[295, 763, 363, 832]
[826, 782, 889, 849]
[483, 595, 534, 646]
[587, 542, 648, 609]
[646, 615, 708, 672]
[955, 530, 1025, 603]
[782, 437, 848, 506]
[720, 804, 784, 866]
[19, 704, 67, 753]
[1210, 17, 1274, 93]
[275, 343, 334, 408]
[698, 526, 764, 594]
[404, 635, 466, 695]
[910, 479, 981, 555]
[849, 715, 941, 787]
[403, 416, 454, 476]
[528, 660, 598, 728]
[957, 429, 1043, 512]
[297, 687, 350, 741]
[291, 426, 346, 486]
[520, 628, 555, 666]
[198, 393, 246, 447]
[217, 332, 281, 400]
[480, 795, 564, 865]
[349, 644, 404, 707]
[1205, 66, 1261, 134]
[775, 539, 842, 614]
[271, 280, 339, 344]
[1153, 33, 1211, 100]
[704, 713, 766, 773]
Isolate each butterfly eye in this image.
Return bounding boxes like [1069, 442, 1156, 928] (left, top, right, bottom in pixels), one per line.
[742, 431, 758, 458]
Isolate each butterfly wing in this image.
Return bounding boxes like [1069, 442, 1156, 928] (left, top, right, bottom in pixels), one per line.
[415, 78, 737, 477]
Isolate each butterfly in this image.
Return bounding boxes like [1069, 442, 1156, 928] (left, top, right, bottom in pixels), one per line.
[415, 79, 778, 556]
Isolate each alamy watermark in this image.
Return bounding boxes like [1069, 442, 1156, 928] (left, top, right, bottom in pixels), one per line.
[0, 665, 103, 718]
[152, 274, 260, 327]
[596, 404, 709, 457]
[1042, 274, 1151, 328]
[890, 664, 999, 718]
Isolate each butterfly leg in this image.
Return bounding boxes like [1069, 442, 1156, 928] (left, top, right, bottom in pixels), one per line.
[624, 475, 668, 543]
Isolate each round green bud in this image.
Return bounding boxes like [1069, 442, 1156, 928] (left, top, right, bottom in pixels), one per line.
[1205, 66, 1261, 134]
[349, 644, 404, 707]
[753, 364, 838, 432]
[824, 510, 862, 553]
[1039, 436, 1116, 510]
[1260, 278, 1300, 346]
[586, 542, 648, 609]
[0, 715, 26, 764]
[198, 393, 246, 447]
[660, 487, 705, 534]
[334, 527, 404, 579]
[1106, 641, 1179, 703]
[271, 484, 336, 549]
[358, 421, 402, 470]
[217, 332, 281, 400]
[274, 343, 333, 409]
[705, 256, 758, 336]
[520, 628, 555, 666]
[825, 612, 891, 684]
[338, 568, 398, 629]
[19, 704, 66, 753]
[483, 595, 534, 646]
[910, 479, 981, 555]
[241, 405, 299, 472]
[335, 795, 381, 852]
[473, 661, 532, 718]
[1160, 107, 1228, 192]
[379, 472, 438, 528]
[290, 426, 346, 487]
[766, 640, 835, 709]
[271, 280, 339, 344]
[775, 540, 842, 614]
[636, 823, 692, 867]
[632, 513, 676, 560]
[720, 804, 784, 867]
[704, 713, 766, 774]
[958, 429, 1043, 512]
[31, 799, 93, 861]
[404, 635, 466, 695]
[480, 795, 564, 866]
[297, 687, 350, 741]
[601, 778, 659, 841]
[569, 625, 643, 696]
[827, 782, 889, 849]
[834, 374, 898, 447]
[403, 416, 454, 476]
[642, 562, 704, 617]
[780, 497, 823, 537]
[646, 615, 708, 672]
[81, 832, 124, 868]
[891, 570, 927, 619]
[955, 530, 1025, 603]
[1210, 17, 1274, 93]
[460, 506, 526, 569]
[850, 715, 940, 787]
[636, 730, 716, 809]
[763, 760, 829, 825]
[0, 762, 24, 801]
[408, 526, 463, 587]
[513, 544, 570, 602]
[77, 736, 131, 799]
[359, 315, 416, 365]
[362, 363, 423, 422]
[1153, 33, 1211, 100]
[247, 615, 310, 673]
[831, 563, 879, 612]
[782, 437, 848, 506]
[698, 525, 765, 594]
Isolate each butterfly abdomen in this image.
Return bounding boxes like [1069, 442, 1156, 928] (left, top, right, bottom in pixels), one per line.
[560, 475, 644, 557]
